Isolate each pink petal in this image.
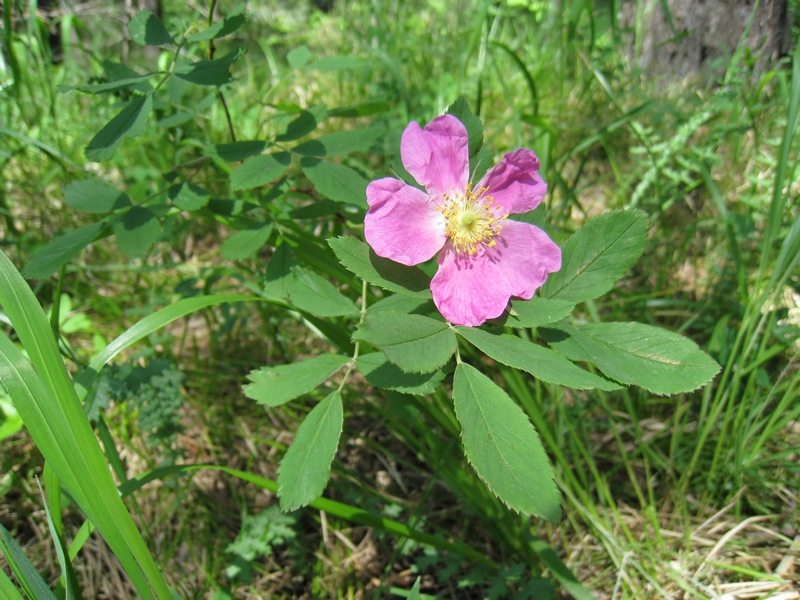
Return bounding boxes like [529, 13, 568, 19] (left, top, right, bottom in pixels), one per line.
[430, 220, 561, 326]
[401, 115, 469, 199]
[486, 220, 561, 299]
[365, 177, 446, 266]
[430, 243, 514, 326]
[476, 148, 547, 215]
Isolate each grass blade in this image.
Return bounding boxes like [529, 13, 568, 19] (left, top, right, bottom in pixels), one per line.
[0, 250, 171, 599]
[0, 522, 58, 600]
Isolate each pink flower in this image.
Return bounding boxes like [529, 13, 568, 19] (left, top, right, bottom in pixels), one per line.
[364, 114, 562, 326]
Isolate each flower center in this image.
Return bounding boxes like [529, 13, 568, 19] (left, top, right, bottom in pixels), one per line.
[440, 185, 506, 254]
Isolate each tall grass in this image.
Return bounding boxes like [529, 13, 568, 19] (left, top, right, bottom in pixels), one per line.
[1, 0, 798, 598]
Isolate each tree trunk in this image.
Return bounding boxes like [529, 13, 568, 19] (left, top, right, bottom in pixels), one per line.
[621, 0, 791, 77]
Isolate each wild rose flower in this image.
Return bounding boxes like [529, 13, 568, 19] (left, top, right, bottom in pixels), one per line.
[364, 114, 561, 327]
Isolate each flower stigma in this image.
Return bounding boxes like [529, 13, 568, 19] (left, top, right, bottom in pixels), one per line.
[440, 184, 507, 254]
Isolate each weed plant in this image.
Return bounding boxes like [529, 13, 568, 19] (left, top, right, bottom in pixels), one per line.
[1, 1, 798, 599]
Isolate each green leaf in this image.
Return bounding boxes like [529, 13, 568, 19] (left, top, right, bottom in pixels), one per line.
[275, 106, 327, 142]
[300, 158, 368, 209]
[408, 577, 422, 600]
[171, 183, 210, 210]
[446, 96, 493, 182]
[262, 243, 357, 317]
[114, 206, 161, 257]
[278, 390, 343, 511]
[287, 45, 313, 68]
[85, 94, 152, 162]
[210, 140, 268, 162]
[446, 96, 483, 164]
[541, 322, 721, 395]
[292, 128, 382, 156]
[329, 237, 431, 299]
[230, 152, 291, 191]
[453, 363, 560, 521]
[128, 10, 174, 45]
[354, 311, 456, 373]
[505, 297, 576, 328]
[243, 354, 349, 407]
[156, 111, 194, 128]
[357, 352, 445, 394]
[368, 294, 434, 315]
[541, 210, 648, 302]
[282, 267, 359, 317]
[186, 3, 246, 42]
[0, 393, 23, 440]
[63, 180, 130, 213]
[174, 48, 244, 86]
[23, 221, 107, 279]
[456, 327, 619, 391]
[221, 223, 273, 261]
[61, 73, 156, 95]
[328, 99, 390, 118]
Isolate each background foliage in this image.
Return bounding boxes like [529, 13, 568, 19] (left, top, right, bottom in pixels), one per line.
[1, 0, 799, 598]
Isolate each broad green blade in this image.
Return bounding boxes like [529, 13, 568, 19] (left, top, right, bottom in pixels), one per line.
[0, 250, 171, 599]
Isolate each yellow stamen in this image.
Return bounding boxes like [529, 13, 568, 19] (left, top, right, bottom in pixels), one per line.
[439, 184, 506, 254]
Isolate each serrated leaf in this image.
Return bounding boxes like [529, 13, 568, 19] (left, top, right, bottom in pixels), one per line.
[210, 140, 268, 162]
[300, 157, 368, 208]
[221, 223, 273, 261]
[230, 152, 291, 191]
[114, 206, 161, 257]
[64, 180, 131, 213]
[541, 322, 721, 395]
[85, 94, 152, 162]
[357, 352, 445, 394]
[243, 354, 348, 407]
[186, 3, 246, 42]
[262, 245, 357, 317]
[278, 390, 343, 510]
[23, 222, 107, 279]
[275, 106, 327, 142]
[128, 9, 174, 46]
[369, 294, 434, 315]
[283, 267, 359, 317]
[174, 48, 244, 86]
[456, 327, 619, 391]
[329, 237, 431, 299]
[264, 242, 296, 299]
[292, 128, 382, 157]
[504, 297, 576, 328]
[541, 210, 648, 302]
[354, 311, 456, 373]
[454, 363, 561, 521]
[171, 183, 210, 210]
